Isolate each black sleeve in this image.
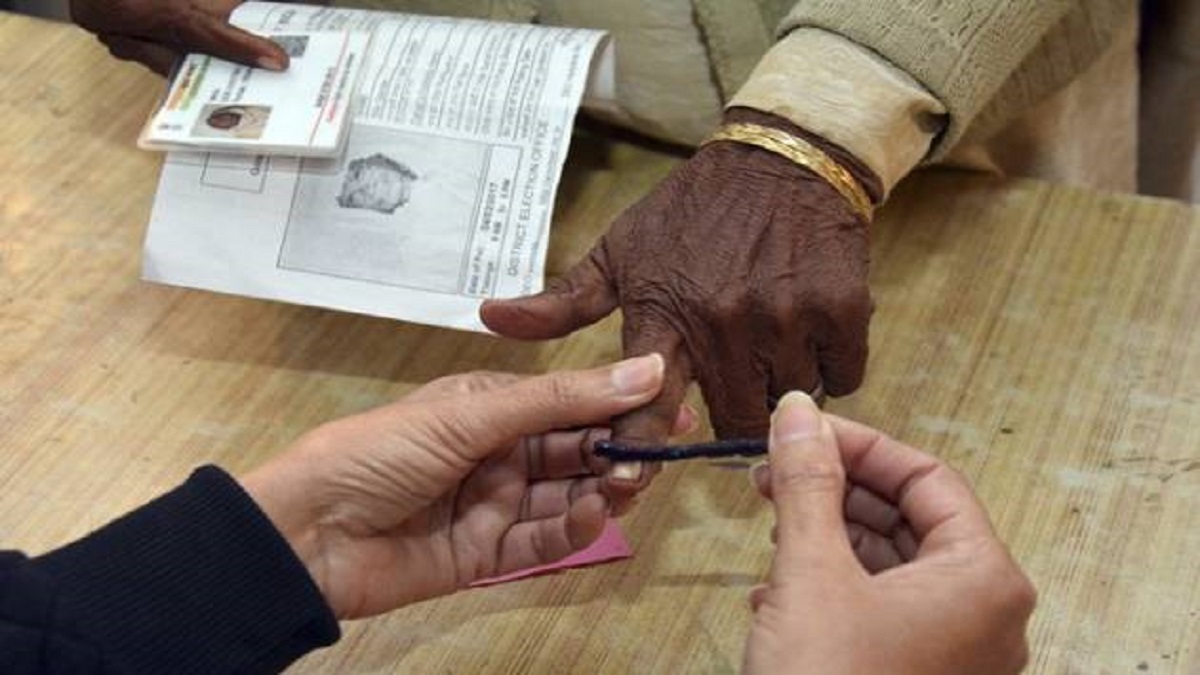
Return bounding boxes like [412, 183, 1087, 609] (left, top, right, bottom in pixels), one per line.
[0, 466, 340, 674]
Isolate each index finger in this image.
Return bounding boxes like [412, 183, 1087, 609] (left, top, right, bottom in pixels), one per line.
[826, 414, 998, 553]
[601, 316, 692, 508]
[610, 314, 693, 446]
[174, 10, 290, 71]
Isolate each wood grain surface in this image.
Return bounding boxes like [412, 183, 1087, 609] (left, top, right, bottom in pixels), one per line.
[2, 12, 1199, 674]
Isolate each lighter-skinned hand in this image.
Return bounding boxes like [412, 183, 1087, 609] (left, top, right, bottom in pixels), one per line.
[744, 393, 1036, 674]
[237, 355, 696, 619]
[71, 0, 289, 75]
[481, 108, 879, 507]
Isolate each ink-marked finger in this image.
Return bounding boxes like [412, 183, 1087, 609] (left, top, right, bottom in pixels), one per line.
[605, 316, 691, 505]
[524, 403, 695, 487]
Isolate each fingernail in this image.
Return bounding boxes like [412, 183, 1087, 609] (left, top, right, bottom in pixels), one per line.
[257, 55, 286, 71]
[611, 462, 643, 482]
[611, 354, 663, 396]
[675, 404, 699, 436]
[749, 461, 770, 489]
[771, 391, 822, 444]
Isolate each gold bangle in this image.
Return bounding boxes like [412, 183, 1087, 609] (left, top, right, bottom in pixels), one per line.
[703, 122, 874, 222]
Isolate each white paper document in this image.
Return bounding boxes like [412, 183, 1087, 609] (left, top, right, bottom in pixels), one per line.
[143, 2, 612, 331]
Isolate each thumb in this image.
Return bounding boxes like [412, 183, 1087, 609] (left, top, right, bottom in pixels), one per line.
[480, 245, 617, 339]
[428, 354, 665, 457]
[768, 392, 856, 575]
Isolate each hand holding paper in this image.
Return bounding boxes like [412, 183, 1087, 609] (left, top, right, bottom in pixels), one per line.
[140, 29, 368, 157]
[144, 2, 611, 331]
[71, 0, 290, 75]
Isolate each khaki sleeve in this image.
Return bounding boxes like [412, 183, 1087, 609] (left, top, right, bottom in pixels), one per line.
[771, 0, 1078, 157]
[729, 29, 946, 195]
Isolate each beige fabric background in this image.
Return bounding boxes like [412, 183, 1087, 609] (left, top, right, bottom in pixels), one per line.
[942, 6, 1141, 194]
[944, 0, 1198, 201]
[336, 1, 1200, 201]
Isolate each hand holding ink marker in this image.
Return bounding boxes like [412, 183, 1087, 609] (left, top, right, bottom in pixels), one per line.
[594, 389, 825, 462]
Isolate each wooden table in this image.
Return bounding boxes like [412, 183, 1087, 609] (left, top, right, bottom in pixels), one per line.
[3, 12, 1200, 674]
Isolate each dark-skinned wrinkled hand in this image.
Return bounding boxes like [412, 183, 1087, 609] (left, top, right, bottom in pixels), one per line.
[70, 0, 289, 76]
[481, 108, 880, 504]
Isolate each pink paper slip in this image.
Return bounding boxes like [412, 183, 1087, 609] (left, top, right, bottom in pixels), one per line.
[471, 519, 632, 587]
